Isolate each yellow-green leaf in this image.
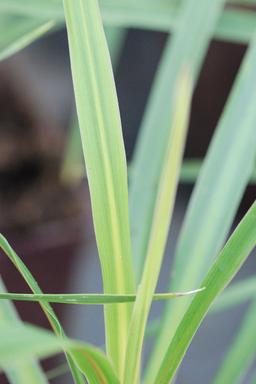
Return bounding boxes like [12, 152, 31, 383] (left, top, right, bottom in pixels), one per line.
[63, 0, 135, 376]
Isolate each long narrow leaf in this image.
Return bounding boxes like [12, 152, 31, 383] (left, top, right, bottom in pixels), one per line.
[0, 1, 64, 20]
[148, 37, 256, 381]
[123, 69, 192, 384]
[215, 9, 256, 44]
[0, 14, 55, 61]
[130, 0, 225, 284]
[0, 288, 203, 305]
[154, 201, 256, 383]
[61, 26, 126, 185]
[0, 1, 256, 47]
[145, 276, 256, 340]
[0, 234, 84, 384]
[101, 3, 256, 45]
[63, 0, 135, 376]
[70, 347, 119, 384]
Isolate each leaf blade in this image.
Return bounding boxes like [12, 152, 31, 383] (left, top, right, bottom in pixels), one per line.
[0, 14, 55, 61]
[63, 0, 135, 375]
[154, 201, 256, 383]
[0, 2, 255, 64]
[149, 37, 256, 381]
[123, 68, 192, 384]
[0, 234, 84, 384]
[0, 1, 255, 55]
[61, 26, 126, 185]
[0, 288, 203, 305]
[129, 0, 226, 283]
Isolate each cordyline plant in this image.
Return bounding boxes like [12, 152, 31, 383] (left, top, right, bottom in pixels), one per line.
[0, 0, 256, 383]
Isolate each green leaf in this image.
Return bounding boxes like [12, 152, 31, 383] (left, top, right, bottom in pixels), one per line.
[0, 235, 64, 335]
[123, 68, 192, 384]
[215, 8, 256, 44]
[148, 37, 256, 381]
[100, 0, 178, 32]
[1, 1, 256, 47]
[129, 0, 225, 285]
[0, 0, 64, 20]
[0, 288, 203, 305]
[214, 299, 256, 384]
[0, 14, 55, 61]
[71, 347, 119, 384]
[0, 323, 120, 384]
[0, 279, 48, 384]
[154, 201, 256, 384]
[61, 26, 126, 185]
[63, 0, 135, 376]
[0, 234, 84, 384]
[101, 2, 256, 45]
[144, 276, 256, 341]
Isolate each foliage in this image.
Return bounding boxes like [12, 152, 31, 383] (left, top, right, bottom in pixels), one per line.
[0, 0, 255, 383]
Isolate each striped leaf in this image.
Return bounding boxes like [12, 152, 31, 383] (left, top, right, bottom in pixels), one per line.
[63, 0, 135, 376]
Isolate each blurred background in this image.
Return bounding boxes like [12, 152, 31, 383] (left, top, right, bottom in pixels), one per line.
[0, 7, 256, 383]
